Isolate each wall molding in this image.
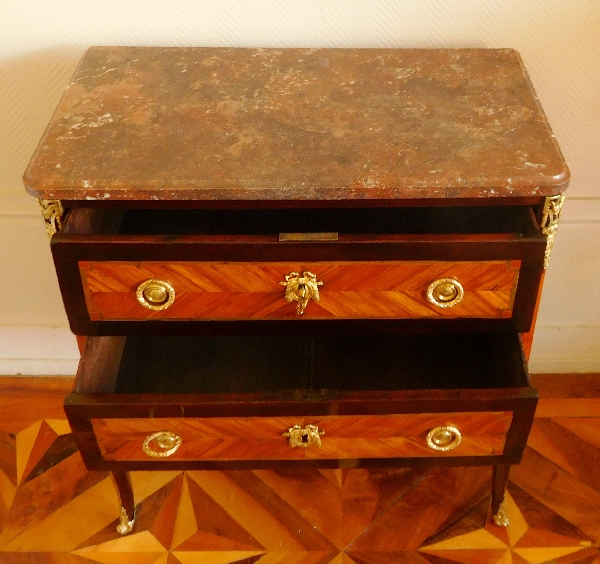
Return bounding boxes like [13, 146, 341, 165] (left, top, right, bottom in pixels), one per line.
[529, 324, 600, 374]
[1, 324, 598, 376]
[561, 198, 600, 223]
[0, 326, 79, 376]
[0, 192, 43, 218]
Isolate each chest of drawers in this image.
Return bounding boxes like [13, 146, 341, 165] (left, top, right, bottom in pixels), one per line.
[25, 46, 569, 534]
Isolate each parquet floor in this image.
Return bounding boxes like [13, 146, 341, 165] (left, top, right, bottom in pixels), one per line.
[0, 375, 599, 564]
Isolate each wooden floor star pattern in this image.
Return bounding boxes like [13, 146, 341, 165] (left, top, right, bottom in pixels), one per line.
[0, 374, 599, 564]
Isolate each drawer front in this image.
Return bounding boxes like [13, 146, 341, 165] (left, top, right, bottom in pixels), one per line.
[80, 260, 520, 321]
[91, 411, 512, 462]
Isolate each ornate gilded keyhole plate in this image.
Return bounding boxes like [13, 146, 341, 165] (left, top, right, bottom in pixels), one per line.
[282, 424, 325, 448]
[279, 271, 323, 315]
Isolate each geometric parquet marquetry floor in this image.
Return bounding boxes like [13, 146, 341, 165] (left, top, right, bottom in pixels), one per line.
[1, 375, 599, 564]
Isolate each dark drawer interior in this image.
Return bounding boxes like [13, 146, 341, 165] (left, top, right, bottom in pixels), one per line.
[103, 331, 531, 395]
[64, 204, 542, 237]
[118, 205, 541, 236]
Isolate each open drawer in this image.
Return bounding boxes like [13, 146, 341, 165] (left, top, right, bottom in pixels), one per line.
[65, 330, 538, 471]
[52, 204, 546, 334]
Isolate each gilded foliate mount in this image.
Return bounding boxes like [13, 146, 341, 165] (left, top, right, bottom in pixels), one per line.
[39, 199, 65, 238]
[540, 194, 565, 270]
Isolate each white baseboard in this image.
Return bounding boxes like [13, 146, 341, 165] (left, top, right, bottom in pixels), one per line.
[0, 326, 79, 376]
[528, 325, 600, 374]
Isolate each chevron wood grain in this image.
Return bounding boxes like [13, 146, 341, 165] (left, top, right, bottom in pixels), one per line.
[91, 411, 512, 462]
[80, 260, 519, 320]
[1, 374, 599, 563]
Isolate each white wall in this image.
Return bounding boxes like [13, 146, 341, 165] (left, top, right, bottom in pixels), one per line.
[1, 0, 599, 374]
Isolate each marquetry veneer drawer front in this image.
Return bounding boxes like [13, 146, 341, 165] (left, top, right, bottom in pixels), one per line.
[79, 260, 520, 321]
[91, 411, 513, 462]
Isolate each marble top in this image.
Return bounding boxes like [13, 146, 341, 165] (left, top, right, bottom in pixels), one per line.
[24, 47, 569, 202]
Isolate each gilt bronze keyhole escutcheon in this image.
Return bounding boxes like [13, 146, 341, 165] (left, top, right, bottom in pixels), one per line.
[282, 424, 325, 448]
[279, 271, 323, 315]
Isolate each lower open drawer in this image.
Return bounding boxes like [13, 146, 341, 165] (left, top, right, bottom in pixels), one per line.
[65, 331, 537, 470]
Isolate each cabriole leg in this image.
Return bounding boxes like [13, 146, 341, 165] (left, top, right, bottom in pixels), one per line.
[491, 464, 510, 527]
[112, 471, 135, 534]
